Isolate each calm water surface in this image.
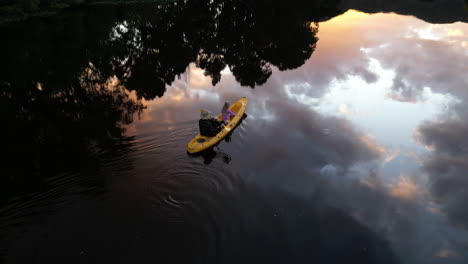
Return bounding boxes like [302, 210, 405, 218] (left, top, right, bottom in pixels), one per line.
[1, 1, 468, 263]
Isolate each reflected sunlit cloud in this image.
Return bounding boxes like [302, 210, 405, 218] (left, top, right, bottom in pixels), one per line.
[389, 176, 423, 201]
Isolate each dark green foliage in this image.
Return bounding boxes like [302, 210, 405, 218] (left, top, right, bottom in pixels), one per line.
[0, 6, 145, 202]
[0, 0, 64, 23]
[0, 0, 148, 24]
[105, 0, 339, 91]
[0, 0, 340, 203]
[21, 0, 40, 11]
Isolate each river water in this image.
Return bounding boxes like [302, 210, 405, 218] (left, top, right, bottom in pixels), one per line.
[1, 1, 468, 263]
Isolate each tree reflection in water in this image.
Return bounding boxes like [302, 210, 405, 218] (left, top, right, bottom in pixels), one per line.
[0, 0, 341, 201]
[110, 0, 341, 98]
[0, 7, 140, 202]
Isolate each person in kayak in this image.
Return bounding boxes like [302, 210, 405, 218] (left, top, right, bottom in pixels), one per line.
[221, 101, 236, 124]
[199, 109, 222, 137]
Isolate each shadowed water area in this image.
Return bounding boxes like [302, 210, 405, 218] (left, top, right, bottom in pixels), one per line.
[1, 0, 468, 263]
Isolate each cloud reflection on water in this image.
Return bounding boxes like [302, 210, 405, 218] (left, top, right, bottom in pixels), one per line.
[130, 10, 468, 263]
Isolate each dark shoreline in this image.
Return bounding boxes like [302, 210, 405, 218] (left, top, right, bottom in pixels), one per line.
[0, 0, 166, 25]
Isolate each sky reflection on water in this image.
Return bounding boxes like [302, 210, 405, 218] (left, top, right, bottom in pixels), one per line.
[2, 5, 468, 263]
[129, 10, 468, 263]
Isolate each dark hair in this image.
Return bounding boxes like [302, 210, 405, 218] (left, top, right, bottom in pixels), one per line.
[221, 101, 230, 113]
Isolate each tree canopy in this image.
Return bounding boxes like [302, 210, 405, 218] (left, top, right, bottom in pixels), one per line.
[0, 0, 341, 202]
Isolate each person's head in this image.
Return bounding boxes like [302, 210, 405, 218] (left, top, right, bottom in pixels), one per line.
[200, 109, 212, 119]
[222, 101, 230, 112]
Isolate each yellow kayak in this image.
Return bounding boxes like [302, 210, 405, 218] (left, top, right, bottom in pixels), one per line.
[186, 97, 248, 154]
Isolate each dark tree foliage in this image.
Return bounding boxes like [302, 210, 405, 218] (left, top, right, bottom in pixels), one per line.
[0, 0, 341, 202]
[0, 7, 143, 203]
[105, 0, 341, 95]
